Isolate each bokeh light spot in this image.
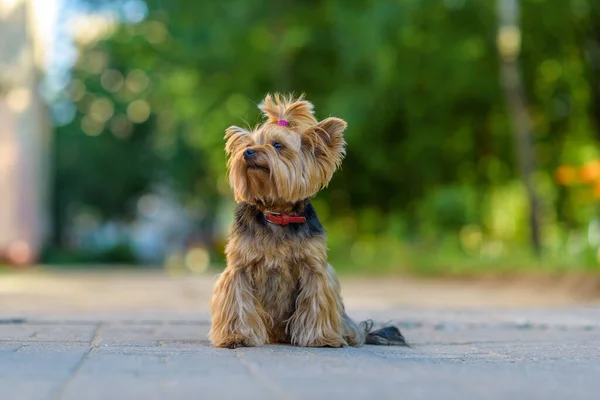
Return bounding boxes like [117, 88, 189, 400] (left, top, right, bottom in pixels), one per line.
[137, 194, 160, 217]
[497, 26, 521, 60]
[122, 0, 148, 24]
[68, 79, 86, 101]
[540, 59, 562, 83]
[580, 160, 600, 184]
[52, 101, 77, 126]
[80, 51, 108, 74]
[81, 116, 104, 136]
[6, 88, 31, 112]
[90, 98, 115, 123]
[127, 100, 151, 123]
[126, 69, 150, 93]
[101, 69, 124, 92]
[555, 165, 577, 186]
[185, 247, 210, 273]
[6, 241, 34, 266]
[145, 21, 168, 44]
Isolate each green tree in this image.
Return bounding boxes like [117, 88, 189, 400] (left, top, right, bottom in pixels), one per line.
[53, 0, 600, 268]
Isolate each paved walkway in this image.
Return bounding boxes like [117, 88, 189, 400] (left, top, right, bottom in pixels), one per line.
[1, 270, 599, 399]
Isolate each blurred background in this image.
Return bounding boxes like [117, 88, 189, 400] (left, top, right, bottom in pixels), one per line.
[2, 0, 600, 277]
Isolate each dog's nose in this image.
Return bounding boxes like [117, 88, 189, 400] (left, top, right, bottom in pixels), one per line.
[244, 149, 256, 159]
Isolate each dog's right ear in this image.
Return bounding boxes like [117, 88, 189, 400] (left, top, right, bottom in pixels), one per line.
[224, 126, 251, 155]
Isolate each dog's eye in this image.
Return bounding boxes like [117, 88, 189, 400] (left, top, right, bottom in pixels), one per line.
[272, 142, 283, 150]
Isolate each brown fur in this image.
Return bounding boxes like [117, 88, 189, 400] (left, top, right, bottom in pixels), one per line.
[210, 93, 405, 348]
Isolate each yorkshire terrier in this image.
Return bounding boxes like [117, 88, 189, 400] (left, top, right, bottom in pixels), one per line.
[209, 94, 407, 348]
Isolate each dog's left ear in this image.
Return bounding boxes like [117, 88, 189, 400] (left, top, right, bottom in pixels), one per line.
[224, 125, 251, 155]
[302, 117, 347, 161]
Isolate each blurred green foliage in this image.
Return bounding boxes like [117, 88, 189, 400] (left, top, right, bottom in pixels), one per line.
[42, 244, 137, 265]
[50, 0, 600, 273]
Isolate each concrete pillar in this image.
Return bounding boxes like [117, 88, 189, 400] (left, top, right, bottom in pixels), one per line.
[0, 0, 50, 265]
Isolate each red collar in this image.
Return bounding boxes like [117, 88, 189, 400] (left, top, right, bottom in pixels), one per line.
[259, 207, 307, 226]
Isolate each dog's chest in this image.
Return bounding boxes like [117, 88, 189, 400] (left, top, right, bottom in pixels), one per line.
[245, 230, 307, 268]
[256, 268, 299, 320]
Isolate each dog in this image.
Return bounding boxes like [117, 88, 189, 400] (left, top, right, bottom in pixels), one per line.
[209, 93, 407, 348]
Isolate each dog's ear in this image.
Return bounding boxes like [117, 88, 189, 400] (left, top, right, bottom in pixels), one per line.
[224, 126, 251, 155]
[302, 117, 347, 161]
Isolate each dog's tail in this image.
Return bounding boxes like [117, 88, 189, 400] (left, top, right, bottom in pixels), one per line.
[360, 320, 409, 347]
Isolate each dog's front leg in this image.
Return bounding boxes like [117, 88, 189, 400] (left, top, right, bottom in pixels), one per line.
[209, 268, 269, 348]
[288, 260, 347, 347]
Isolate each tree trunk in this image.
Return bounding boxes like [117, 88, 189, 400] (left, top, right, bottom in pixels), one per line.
[496, 0, 542, 256]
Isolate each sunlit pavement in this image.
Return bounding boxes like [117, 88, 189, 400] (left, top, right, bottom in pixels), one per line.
[1, 270, 599, 399]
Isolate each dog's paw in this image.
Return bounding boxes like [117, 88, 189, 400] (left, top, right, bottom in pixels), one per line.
[227, 342, 247, 349]
[222, 338, 252, 349]
[295, 336, 347, 348]
[212, 334, 254, 349]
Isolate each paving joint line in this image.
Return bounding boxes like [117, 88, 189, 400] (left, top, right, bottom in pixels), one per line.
[12, 344, 25, 352]
[47, 323, 104, 400]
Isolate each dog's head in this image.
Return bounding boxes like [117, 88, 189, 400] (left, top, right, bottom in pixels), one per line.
[225, 93, 347, 205]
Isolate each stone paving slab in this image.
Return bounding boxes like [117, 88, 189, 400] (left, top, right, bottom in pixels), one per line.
[1, 271, 600, 399]
[0, 315, 599, 400]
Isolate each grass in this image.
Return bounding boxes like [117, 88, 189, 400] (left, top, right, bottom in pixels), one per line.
[327, 237, 600, 277]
